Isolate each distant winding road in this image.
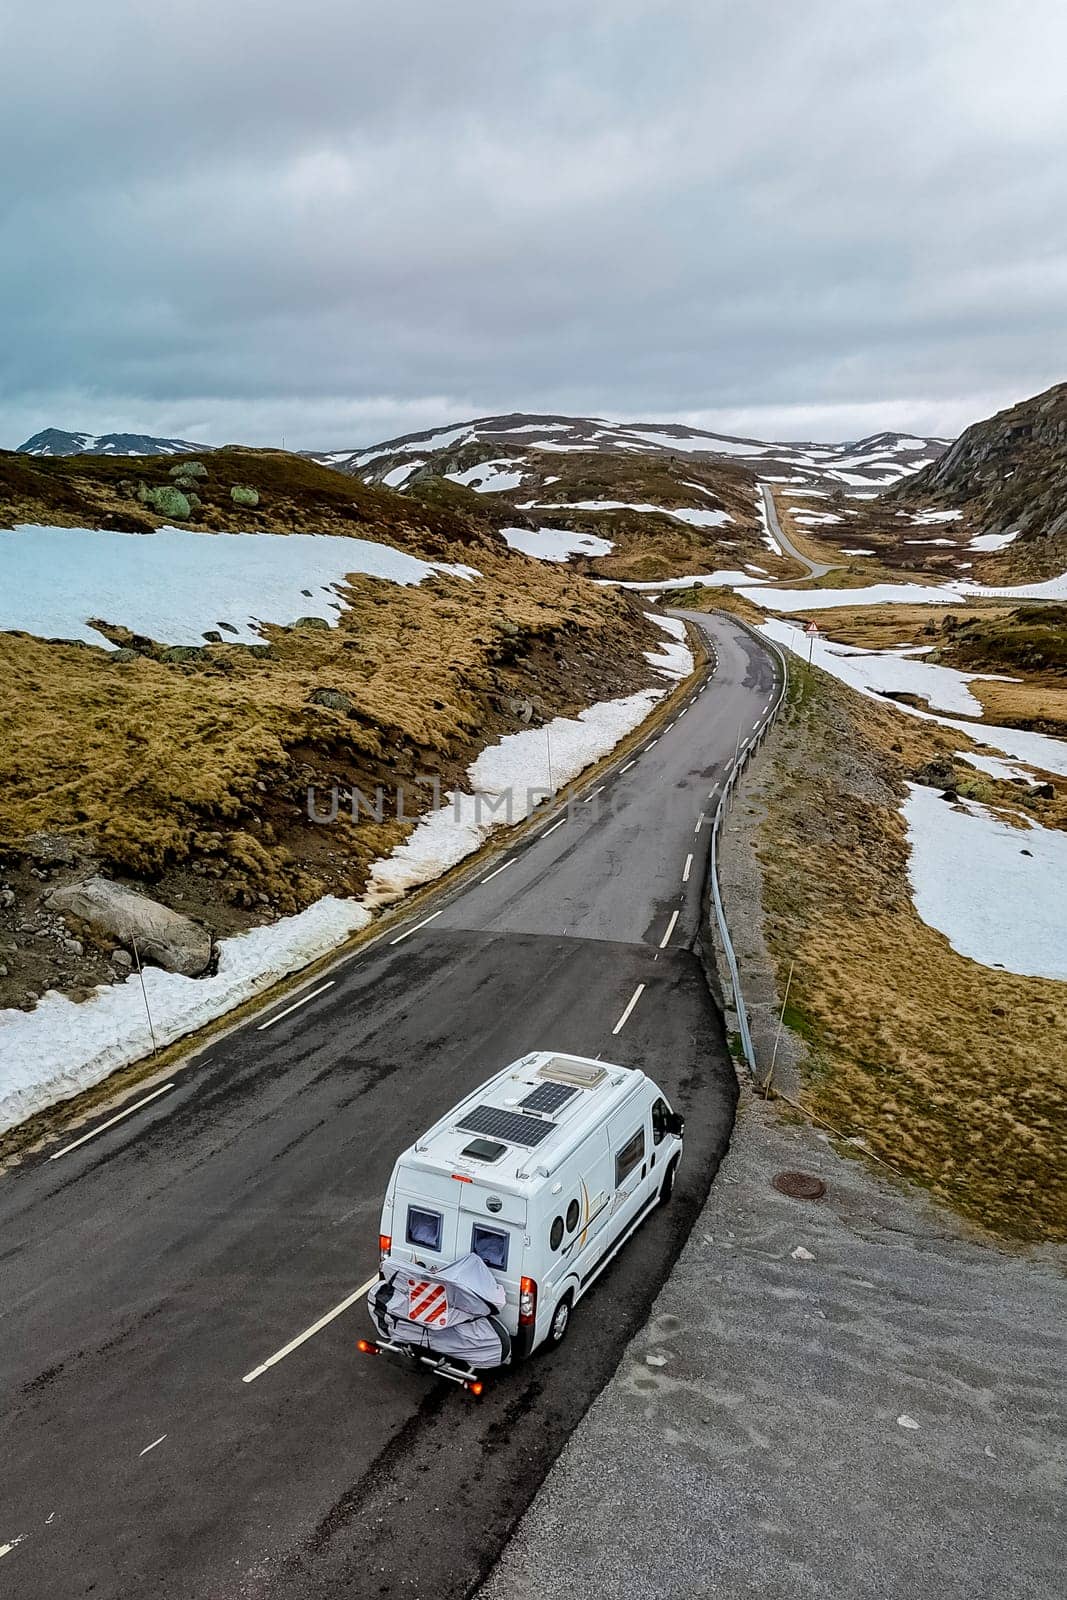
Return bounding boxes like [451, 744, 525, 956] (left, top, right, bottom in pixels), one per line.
[762, 482, 841, 580]
[1, 612, 781, 1600]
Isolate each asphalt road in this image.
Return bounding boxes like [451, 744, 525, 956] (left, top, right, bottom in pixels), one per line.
[762, 482, 841, 579]
[0, 611, 780, 1600]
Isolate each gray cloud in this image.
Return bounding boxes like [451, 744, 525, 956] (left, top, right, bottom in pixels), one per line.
[3, 0, 1066, 448]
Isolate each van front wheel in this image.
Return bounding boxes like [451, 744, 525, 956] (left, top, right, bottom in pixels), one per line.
[547, 1293, 573, 1348]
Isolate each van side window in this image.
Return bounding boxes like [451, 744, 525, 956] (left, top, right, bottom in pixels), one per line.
[615, 1128, 645, 1186]
[550, 1216, 564, 1251]
[406, 1206, 443, 1252]
[652, 1098, 670, 1146]
[565, 1198, 580, 1232]
[471, 1224, 509, 1271]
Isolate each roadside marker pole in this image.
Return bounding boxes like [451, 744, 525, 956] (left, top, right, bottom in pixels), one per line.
[763, 959, 795, 1094]
[131, 934, 159, 1057]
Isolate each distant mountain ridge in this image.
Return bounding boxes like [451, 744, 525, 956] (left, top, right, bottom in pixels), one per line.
[312, 412, 950, 494]
[17, 428, 206, 458]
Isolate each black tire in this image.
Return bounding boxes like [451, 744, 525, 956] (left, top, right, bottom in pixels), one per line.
[547, 1292, 573, 1348]
[659, 1156, 679, 1206]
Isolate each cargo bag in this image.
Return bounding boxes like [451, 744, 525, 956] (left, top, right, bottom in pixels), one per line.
[369, 1251, 512, 1369]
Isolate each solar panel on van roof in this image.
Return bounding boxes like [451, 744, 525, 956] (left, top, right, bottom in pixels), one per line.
[520, 1081, 579, 1115]
[456, 1104, 556, 1147]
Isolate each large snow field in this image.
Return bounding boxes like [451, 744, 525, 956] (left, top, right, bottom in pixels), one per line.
[757, 618, 1008, 716]
[902, 784, 1067, 981]
[760, 618, 1067, 778]
[521, 499, 732, 529]
[741, 581, 967, 610]
[0, 616, 693, 1133]
[957, 571, 1067, 601]
[0, 523, 479, 647]
[500, 526, 614, 562]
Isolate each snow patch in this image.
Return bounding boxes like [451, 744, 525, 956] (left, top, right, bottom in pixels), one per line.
[902, 784, 1067, 981]
[500, 526, 614, 563]
[0, 524, 479, 647]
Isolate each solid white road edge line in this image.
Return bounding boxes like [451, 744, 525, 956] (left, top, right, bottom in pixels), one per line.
[659, 910, 680, 949]
[139, 1435, 167, 1457]
[388, 910, 444, 946]
[242, 1275, 380, 1384]
[480, 859, 514, 884]
[682, 853, 694, 884]
[257, 981, 335, 1031]
[611, 984, 646, 1036]
[49, 1082, 177, 1161]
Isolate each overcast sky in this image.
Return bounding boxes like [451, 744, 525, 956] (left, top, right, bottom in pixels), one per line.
[3, 0, 1066, 450]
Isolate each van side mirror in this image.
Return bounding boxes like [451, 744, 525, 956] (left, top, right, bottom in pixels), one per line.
[667, 1112, 685, 1138]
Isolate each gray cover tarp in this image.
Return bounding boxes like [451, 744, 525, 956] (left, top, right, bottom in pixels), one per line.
[368, 1252, 512, 1369]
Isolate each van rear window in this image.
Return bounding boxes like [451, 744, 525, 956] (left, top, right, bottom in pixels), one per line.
[406, 1206, 443, 1251]
[471, 1224, 509, 1271]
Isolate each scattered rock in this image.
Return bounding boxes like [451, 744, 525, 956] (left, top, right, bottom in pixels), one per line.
[47, 878, 213, 977]
[138, 484, 191, 519]
[1028, 782, 1054, 800]
[108, 647, 140, 662]
[913, 756, 958, 790]
[111, 948, 133, 973]
[896, 1414, 920, 1430]
[307, 687, 355, 713]
[0, 887, 15, 909]
[230, 485, 260, 507]
[160, 645, 203, 663]
[293, 616, 330, 631]
[61, 937, 84, 957]
[202, 630, 223, 644]
[790, 1245, 815, 1261]
[170, 460, 208, 480]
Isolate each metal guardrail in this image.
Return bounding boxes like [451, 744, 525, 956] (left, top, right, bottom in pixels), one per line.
[706, 614, 789, 1073]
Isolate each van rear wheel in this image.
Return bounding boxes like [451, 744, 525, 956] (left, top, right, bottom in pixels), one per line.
[547, 1292, 573, 1348]
[659, 1157, 679, 1206]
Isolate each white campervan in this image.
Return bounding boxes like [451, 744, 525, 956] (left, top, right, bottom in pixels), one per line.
[369, 1051, 684, 1374]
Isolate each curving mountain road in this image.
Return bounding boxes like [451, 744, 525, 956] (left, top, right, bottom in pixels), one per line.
[0, 612, 781, 1600]
[761, 482, 841, 579]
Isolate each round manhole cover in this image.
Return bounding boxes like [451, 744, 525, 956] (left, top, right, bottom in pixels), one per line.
[772, 1171, 826, 1200]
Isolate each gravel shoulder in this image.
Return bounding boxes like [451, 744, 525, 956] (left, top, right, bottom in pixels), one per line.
[481, 1087, 1066, 1600]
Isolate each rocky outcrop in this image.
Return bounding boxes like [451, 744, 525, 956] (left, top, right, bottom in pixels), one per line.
[47, 878, 213, 976]
[230, 484, 259, 507]
[137, 483, 191, 519]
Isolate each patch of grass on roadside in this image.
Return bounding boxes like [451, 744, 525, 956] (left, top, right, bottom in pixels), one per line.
[756, 671, 1067, 1242]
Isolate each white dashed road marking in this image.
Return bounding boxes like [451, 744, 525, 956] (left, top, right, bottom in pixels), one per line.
[611, 984, 646, 1036]
[50, 1082, 177, 1161]
[389, 910, 443, 946]
[541, 816, 567, 838]
[682, 853, 694, 884]
[258, 981, 335, 1031]
[243, 1276, 380, 1384]
[694, 812, 706, 833]
[659, 910, 680, 949]
[139, 1435, 167, 1458]
[480, 859, 513, 884]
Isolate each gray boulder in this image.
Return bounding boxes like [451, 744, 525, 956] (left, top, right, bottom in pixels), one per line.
[47, 877, 212, 977]
[231, 484, 259, 507]
[170, 460, 208, 480]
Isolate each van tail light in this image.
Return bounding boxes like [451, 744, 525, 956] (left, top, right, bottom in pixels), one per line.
[379, 1234, 391, 1259]
[357, 1339, 379, 1356]
[519, 1276, 538, 1325]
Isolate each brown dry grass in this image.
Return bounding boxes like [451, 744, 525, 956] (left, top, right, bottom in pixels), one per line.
[757, 667, 1067, 1240]
[0, 552, 659, 917]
